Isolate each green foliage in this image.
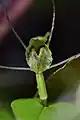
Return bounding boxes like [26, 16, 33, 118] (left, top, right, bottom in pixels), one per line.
[11, 99, 80, 120]
[11, 99, 43, 120]
[47, 58, 80, 102]
[11, 57, 80, 120]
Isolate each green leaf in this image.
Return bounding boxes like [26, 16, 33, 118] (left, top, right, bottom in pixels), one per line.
[39, 102, 80, 120]
[11, 99, 80, 120]
[11, 99, 43, 120]
[46, 58, 80, 102]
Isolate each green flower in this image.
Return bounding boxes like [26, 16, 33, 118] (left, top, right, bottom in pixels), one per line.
[25, 33, 53, 73]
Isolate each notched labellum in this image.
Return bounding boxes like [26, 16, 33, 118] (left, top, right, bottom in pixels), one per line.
[25, 33, 53, 73]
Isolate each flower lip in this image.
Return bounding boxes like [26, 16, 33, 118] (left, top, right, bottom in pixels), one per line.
[32, 45, 46, 55]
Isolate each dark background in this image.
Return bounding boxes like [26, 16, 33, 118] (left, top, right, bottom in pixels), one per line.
[0, 0, 80, 65]
[0, 0, 80, 101]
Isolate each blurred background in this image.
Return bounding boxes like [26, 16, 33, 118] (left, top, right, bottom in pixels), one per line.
[0, 0, 80, 65]
[0, 0, 80, 102]
[0, 0, 53, 102]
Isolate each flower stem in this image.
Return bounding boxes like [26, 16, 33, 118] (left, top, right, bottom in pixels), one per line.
[36, 73, 48, 104]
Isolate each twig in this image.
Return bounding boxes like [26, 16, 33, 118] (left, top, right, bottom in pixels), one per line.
[0, 65, 33, 71]
[48, 0, 55, 46]
[49, 53, 80, 69]
[0, 53, 80, 71]
[3, 4, 26, 50]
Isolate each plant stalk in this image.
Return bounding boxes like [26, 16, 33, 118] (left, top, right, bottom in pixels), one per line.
[36, 73, 48, 104]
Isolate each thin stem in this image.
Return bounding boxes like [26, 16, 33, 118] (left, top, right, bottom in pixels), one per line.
[0, 65, 32, 71]
[0, 53, 80, 71]
[48, 0, 55, 46]
[3, 5, 27, 50]
[36, 73, 48, 102]
[49, 53, 80, 69]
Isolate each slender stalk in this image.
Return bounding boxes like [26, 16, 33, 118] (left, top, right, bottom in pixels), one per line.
[48, 0, 55, 46]
[49, 53, 80, 69]
[0, 53, 80, 71]
[36, 73, 48, 102]
[0, 65, 32, 71]
[3, 5, 26, 50]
